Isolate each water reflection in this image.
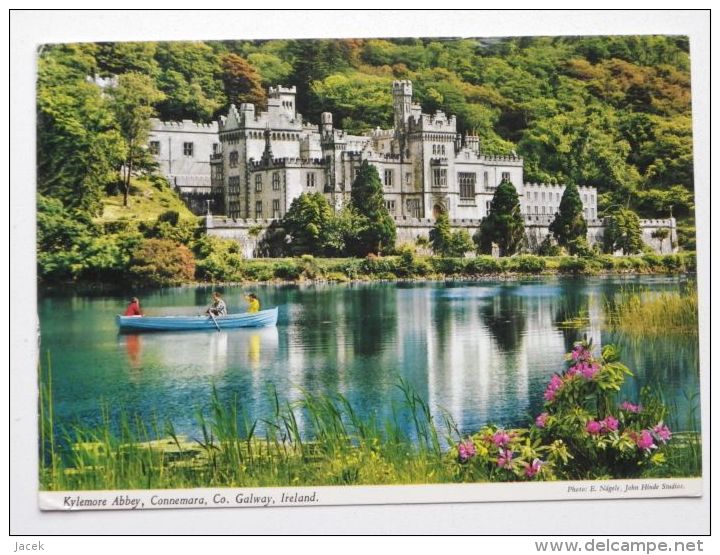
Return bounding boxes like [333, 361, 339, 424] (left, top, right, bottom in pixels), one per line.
[40, 278, 699, 441]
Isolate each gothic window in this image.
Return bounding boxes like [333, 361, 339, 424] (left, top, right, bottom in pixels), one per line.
[534, 192, 538, 201]
[556, 192, 560, 201]
[534, 206, 539, 214]
[255, 174, 262, 192]
[542, 206, 546, 214]
[228, 176, 240, 194]
[272, 172, 281, 190]
[149, 141, 160, 155]
[405, 172, 412, 186]
[255, 200, 263, 217]
[272, 199, 281, 218]
[212, 143, 220, 155]
[501, 171, 510, 182]
[183, 142, 194, 157]
[484, 172, 489, 189]
[541, 191, 545, 201]
[432, 145, 437, 155]
[229, 151, 239, 167]
[458, 172, 476, 200]
[306, 173, 316, 188]
[384, 200, 396, 214]
[441, 145, 446, 156]
[486, 200, 491, 214]
[384, 169, 393, 187]
[432, 168, 447, 187]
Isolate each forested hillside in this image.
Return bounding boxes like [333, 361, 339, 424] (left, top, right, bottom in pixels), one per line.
[36, 36, 697, 282]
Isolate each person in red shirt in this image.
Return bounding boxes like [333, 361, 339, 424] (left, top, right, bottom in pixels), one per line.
[123, 297, 143, 316]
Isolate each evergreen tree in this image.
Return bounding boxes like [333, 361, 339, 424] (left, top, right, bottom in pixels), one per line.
[603, 208, 643, 255]
[347, 161, 396, 256]
[549, 183, 588, 254]
[429, 211, 452, 255]
[476, 179, 525, 256]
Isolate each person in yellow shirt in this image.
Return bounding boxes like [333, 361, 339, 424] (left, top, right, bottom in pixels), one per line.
[244, 293, 261, 313]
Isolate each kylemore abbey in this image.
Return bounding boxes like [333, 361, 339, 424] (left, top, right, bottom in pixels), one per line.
[148, 81, 676, 256]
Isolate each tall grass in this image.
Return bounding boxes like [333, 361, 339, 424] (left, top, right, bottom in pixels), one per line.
[605, 288, 698, 336]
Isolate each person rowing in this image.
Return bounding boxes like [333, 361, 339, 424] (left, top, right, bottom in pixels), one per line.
[123, 297, 143, 316]
[206, 291, 227, 317]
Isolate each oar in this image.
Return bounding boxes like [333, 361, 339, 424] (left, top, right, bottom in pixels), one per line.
[208, 312, 221, 332]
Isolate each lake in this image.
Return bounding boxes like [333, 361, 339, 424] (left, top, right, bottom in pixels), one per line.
[38, 276, 700, 443]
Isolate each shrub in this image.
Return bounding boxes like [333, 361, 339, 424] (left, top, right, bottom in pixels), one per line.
[510, 255, 546, 274]
[273, 260, 303, 280]
[662, 254, 684, 272]
[241, 262, 275, 282]
[128, 238, 196, 287]
[431, 257, 466, 276]
[641, 254, 664, 269]
[558, 256, 590, 274]
[681, 252, 696, 271]
[466, 256, 502, 275]
[454, 341, 676, 480]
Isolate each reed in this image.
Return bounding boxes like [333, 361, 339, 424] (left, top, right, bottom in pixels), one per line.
[605, 287, 698, 336]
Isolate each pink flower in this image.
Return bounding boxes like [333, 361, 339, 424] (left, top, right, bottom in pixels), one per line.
[497, 448, 514, 469]
[633, 430, 657, 451]
[601, 416, 619, 432]
[544, 375, 564, 402]
[492, 431, 510, 447]
[525, 458, 544, 478]
[652, 424, 672, 444]
[457, 439, 477, 463]
[620, 401, 643, 413]
[535, 412, 549, 428]
[586, 420, 602, 435]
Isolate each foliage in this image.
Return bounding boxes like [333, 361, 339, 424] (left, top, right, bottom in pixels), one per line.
[475, 179, 525, 256]
[524, 340, 676, 479]
[429, 213, 475, 258]
[549, 183, 587, 254]
[37, 44, 126, 215]
[346, 161, 396, 255]
[605, 288, 698, 336]
[603, 208, 643, 255]
[127, 238, 196, 287]
[108, 72, 166, 206]
[281, 193, 345, 256]
[219, 53, 267, 109]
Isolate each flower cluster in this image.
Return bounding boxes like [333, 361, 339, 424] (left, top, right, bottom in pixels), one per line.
[630, 423, 672, 452]
[543, 375, 563, 402]
[566, 342, 601, 379]
[535, 412, 549, 428]
[620, 401, 643, 413]
[457, 439, 476, 463]
[497, 448, 514, 469]
[586, 415, 619, 435]
[524, 458, 544, 478]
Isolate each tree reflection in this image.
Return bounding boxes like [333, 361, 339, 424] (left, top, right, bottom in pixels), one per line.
[479, 286, 527, 353]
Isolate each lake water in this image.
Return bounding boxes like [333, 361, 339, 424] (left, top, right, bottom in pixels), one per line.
[38, 276, 700, 443]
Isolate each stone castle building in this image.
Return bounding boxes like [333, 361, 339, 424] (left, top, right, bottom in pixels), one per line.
[212, 81, 598, 223]
[149, 81, 676, 256]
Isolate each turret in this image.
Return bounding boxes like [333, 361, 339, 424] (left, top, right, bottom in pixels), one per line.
[321, 112, 333, 137]
[392, 80, 413, 131]
[268, 85, 296, 119]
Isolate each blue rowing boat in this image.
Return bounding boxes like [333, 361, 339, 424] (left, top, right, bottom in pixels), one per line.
[116, 307, 279, 332]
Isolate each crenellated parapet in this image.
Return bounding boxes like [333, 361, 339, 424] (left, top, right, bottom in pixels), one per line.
[248, 157, 326, 170]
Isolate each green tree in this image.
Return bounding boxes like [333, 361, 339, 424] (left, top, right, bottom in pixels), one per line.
[549, 183, 588, 254]
[430, 212, 474, 257]
[347, 161, 396, 256]
[281, 192, 344, 256]
[651, 227, 670, 253]
[109, 72, 165, 207]
[37, 44, 125, 215]
[476, 179, 526, 256]
[603, 208, 644, 255]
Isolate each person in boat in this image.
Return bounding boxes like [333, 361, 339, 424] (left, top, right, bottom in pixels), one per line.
[206, 291, 227, 316]
[244, 293, 261, 313]
[123, 297, 143, 316]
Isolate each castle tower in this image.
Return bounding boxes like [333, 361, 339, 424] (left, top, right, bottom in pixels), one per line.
[268, 85, 297, 119]
[392, 80, 413, 132]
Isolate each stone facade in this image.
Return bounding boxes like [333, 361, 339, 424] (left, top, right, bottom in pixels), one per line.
[215, 81, 597, 222]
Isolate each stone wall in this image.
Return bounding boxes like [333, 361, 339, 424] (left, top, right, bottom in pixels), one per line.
[204, 216, 677, 258]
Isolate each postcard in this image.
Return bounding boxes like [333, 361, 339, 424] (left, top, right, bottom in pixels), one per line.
[30, 26, 704, 516]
